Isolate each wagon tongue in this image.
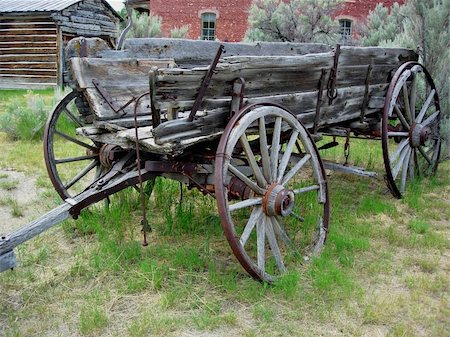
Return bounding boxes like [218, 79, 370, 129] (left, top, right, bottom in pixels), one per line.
[0, 155, 152, 273]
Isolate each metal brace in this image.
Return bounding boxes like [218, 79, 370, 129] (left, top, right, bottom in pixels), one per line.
[92, 78, 136, 114]
[313, 69, 327, 134]
[327, 44, 341, 105]
[188, 44, 225, 122]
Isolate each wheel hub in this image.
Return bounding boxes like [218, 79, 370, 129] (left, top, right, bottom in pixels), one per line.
[409, 123, 431, 147]
[262, 183, 295, 217]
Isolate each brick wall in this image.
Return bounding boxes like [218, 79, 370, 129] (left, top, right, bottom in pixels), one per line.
[149, 0, 405, 42]
[150, 0, 252, 42]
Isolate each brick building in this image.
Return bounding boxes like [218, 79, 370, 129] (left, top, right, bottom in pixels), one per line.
[148, 0, 404, 42]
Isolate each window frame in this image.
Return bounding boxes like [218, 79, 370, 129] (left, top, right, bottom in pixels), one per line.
[201, 12, 217, 41]
[339, 19, 353, 41]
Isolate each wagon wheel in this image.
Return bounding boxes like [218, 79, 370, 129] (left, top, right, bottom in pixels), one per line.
[382, 62, 441, 198]
[44, 90, 102, 200]
[215, 104, 330, 282]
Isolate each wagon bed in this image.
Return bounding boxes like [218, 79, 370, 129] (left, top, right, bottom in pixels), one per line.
[66, 38, 417, 156]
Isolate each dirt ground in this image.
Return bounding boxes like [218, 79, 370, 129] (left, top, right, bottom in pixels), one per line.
[0, 168, 44, 236]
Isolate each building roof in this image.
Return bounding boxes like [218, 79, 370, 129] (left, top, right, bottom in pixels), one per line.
[0, 0, 122, 19]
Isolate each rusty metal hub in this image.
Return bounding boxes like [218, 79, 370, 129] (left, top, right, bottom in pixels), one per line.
[262, 183, 295, 217]
[409, 123, 431, 148]
[99, 144, 122, 168]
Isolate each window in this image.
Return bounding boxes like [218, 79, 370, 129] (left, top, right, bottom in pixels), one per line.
[201, 13, 216, 40]
[339, 19, 352, 41]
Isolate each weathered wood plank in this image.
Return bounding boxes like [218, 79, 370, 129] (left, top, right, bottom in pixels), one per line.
[0, 75, 57, 89]
[0, 47, 57, 55]
[0, 203, 71, 256]
[0, 250, 16, 272]
[0, 54, 56, 62]
[0, 68, 57, 76]
[0, 41, 56, 49]
[0, 34, 56, 42]
[70, 57, 176, 89]
[0, 28, 57, 35]
[0, 62, 57, 69]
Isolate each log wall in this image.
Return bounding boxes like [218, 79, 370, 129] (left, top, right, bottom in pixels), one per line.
[0, 0, 119, 89]
[0, 16, 58, 89]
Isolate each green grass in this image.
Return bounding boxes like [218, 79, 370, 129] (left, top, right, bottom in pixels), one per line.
[0, 90, 449, 336]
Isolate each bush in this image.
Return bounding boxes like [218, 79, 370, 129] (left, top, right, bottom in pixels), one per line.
[0, 89, 64, 141]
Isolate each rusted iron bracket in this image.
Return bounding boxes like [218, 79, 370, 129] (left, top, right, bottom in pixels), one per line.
[327, 44, 341, 105]
[313, 69, 327, 134]
[188, 44, 225, 122]
[92, 78, 136, 114]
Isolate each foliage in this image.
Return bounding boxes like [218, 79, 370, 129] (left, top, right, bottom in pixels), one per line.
[0, 89, 64, 141]
[361, 0, 450, 113]
[170, 25, 190, 39]
[120, 9, 162, 38]
[245, 0, 342, 43]
[359, 3, 404, 47]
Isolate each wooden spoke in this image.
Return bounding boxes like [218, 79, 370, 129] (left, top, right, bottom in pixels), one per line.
[63, 107, 83, 128]
[281, 154, 311, 186]
[256, 218, 266, 273]
[271, 216, 292, 247]
[290, 212, 305, 222]
[55, 130, 97, 152]
[392, 146, 410, 180]
[418, 146, 433, 165]
[228, 164, 266, 195]
[422, 110, 439, 127]
[416, 89, 435, 123]
[240, 134, 267, 188]
[259, 117, 272, 182]
[55, 154, 98, 164]
[229, 198, 262, 212]
[388, 131, 409, 137]
[402, 82, 412, 122]
[277, 130, 299, 183]
[293, 185, 320, 194]
[408, 149, 415, 181]
[240, 207, 262, 247]
[394, 105, 410, 130]
[270, 117, 282, 179]
[409, 73, 417, 121]
[390, 139, 409, 163]
[265, 217, 286, 273]
[64, 159, 99, 190]
[400, 147, 412, 193]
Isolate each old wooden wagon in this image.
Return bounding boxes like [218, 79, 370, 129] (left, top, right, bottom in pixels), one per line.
[0, 37, 442, 282]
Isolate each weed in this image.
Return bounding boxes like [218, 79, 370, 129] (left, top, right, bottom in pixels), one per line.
[253, 304, 275, 322]
[408, 219, 430, 234]
[79, 306, 108, 335]
[0, 179, 19, 190]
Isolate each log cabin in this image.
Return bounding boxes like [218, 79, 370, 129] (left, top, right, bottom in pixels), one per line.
[0, 0, 122, 89]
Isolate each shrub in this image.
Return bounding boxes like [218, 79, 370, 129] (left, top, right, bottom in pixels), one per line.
[0, 89, 64, 141]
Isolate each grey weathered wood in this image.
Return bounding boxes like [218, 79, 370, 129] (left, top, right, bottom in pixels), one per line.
[0, 203, 71, 256]
[0, 250, 16, 272]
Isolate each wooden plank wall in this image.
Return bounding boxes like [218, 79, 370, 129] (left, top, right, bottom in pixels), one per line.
[52, 0, 119, 41]
[0, 16, 58, 89]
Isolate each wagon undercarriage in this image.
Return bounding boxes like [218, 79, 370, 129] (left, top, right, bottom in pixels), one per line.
[0, 38, 442, 282]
